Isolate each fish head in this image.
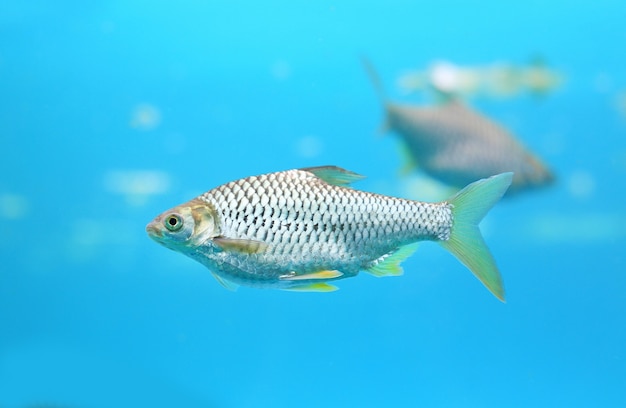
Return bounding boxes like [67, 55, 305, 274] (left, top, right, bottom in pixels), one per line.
[146, 198, 220, 252]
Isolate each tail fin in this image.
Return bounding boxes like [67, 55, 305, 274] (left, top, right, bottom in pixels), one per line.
[439, 173, 513, 301]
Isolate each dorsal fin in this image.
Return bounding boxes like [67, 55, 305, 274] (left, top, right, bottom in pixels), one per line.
[301, 166, 365, 187]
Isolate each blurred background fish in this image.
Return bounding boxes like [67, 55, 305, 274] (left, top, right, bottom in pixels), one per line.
[364, 58, 555, 195]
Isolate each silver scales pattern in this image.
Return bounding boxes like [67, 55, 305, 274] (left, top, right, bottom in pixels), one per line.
[199, 169, 452, 279]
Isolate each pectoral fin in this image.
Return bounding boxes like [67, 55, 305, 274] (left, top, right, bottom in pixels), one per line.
[213, 237, 268, 254]
[279, 270, 343, 281]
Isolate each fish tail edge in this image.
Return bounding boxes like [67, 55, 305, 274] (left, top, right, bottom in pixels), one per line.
[439, 172, 513, 302]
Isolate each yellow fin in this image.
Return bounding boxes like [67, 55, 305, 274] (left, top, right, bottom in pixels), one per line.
[283, 282, 339, 292]
[211, 272, 239, 291]
[440, 172, 512, 302]
[365, 244, 419, 277]
[279, 270, 343, 281]
[213, 237, 268, 254]
[301, 166, 365, 186]
[397, 141, 417, 176]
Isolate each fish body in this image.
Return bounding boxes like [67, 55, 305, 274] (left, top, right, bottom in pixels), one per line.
[147, 166, 512, 300]
[387, 100, 553, 192]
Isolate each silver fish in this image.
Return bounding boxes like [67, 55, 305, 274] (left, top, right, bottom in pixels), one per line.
[146, 166, 512, 300]
[363, 58, 554, 194]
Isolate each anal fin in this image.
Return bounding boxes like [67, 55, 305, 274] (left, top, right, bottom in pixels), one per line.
[365, 244, 419, 277]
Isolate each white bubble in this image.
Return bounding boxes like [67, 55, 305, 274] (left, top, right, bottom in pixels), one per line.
[295, 136, 323, 158]
[615, 91, 626, 117]
[428, 61, 482, 96]
[100, 20, 116, 34]
[130, 103, 161, 131]
[401, 174, 452, 202]
[103, 170, 171, 206]
[615, 150, 626, 171]
[270, 60, 292, 81]
[0, 193, 29, 219]
[67, 218, 138, 262]
[161, 132, 188, 155]
[541, 132, 566, 157]
[526, 213, 626, 244]
[592, 73, 613, 93]
[72, 219, 105, 247]
[430, 61, 462, 94]
[567, 170, 595, 199]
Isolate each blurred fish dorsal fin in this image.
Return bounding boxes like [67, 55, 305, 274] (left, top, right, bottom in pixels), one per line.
[361, 55, 388, 105]
[361, 56, 394, 137]
[437, 95, 466, 108]
[211, 272, 239, 291]
[213, 237, 268, 254]
[302, 166, 365, 186]
[365, 244, 419, 277]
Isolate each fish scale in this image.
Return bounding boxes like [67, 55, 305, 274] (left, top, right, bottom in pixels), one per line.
[147, 166, 512, 300]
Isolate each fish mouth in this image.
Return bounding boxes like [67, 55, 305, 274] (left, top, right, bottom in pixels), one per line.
[145, 220, 163, 241]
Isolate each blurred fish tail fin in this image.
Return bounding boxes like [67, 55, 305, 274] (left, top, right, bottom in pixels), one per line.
[439, 172, 513, 301]
[526, 154, 556, 187]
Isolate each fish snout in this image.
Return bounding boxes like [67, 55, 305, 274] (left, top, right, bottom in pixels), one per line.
[145, 219, 163, 240]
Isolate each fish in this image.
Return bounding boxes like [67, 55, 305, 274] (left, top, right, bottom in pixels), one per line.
[363, 58, 554, 194]
[146, 166, 512, 301]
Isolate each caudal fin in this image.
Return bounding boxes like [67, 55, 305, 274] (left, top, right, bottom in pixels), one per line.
[439, 173, 513, 301]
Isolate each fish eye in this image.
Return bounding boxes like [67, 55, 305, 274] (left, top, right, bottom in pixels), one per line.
[164, 213, 183, 232]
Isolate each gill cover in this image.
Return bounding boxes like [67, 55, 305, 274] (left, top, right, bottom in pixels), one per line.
[150, 198, 220, 248]
[187, 199, 220, 247]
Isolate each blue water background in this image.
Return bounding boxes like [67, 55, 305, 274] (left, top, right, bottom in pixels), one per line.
[1, 1, 625, 407]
